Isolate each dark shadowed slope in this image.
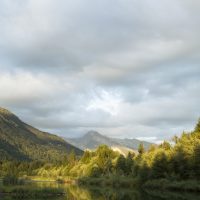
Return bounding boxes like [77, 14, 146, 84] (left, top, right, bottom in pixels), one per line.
[0, 107, 82, 162]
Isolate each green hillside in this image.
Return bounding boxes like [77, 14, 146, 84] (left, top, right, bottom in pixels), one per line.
[0, 107, 82, 162]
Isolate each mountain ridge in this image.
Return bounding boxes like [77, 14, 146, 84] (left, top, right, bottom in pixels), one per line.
[0, 107, 83, 162]
[65, 130, 153, 152]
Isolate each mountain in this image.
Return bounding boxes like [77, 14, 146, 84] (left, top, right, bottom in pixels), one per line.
[65, 131, 153, 154]
[0, 107, 82, 162]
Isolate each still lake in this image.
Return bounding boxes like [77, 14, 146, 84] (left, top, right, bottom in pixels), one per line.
[1, 181, 200, 200]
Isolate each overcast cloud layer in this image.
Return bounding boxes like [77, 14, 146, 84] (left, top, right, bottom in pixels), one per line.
[0, 0, 200, 143]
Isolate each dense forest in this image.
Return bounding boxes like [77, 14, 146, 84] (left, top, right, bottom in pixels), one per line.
[1, 119, 200, 191]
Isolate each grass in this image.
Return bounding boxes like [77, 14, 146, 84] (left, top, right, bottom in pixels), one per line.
[28, 176, 57, 182]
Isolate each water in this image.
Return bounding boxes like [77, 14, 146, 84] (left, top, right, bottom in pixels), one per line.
[1, 181, 200, 200]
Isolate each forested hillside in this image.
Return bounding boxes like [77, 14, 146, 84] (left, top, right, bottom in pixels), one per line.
[0, 107, 82, 162]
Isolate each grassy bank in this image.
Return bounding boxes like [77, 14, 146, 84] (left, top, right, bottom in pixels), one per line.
[26, 175, 76, 183]
[143, 179, 200, 192]
[78, 176, 139, 188]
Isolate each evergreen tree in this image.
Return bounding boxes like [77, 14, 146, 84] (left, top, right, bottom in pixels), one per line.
[138, 143, 145, 155]
[194, 118, 200, 133]
[171, 147, 190, 179]
[193, 143, 200, 178]
[151, 151, 168, 179]
[160, 141, 171, 150]
[96, 145, 113, 175]
[138, 162, 149, 183]
[125, 152, 134, 175]
[116, 155, 126, 174]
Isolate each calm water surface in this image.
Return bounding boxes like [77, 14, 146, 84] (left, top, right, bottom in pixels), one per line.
[1, 181, 200, 200]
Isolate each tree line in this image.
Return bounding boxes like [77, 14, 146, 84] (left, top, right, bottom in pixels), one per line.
[1, 119, 200, 185]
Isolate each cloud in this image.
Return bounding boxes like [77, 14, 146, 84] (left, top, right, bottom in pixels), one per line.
[86, 89, 122, 116]
[0, 0, 199, 142]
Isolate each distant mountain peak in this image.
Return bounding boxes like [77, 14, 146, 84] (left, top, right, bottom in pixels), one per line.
[65, 131, 153, 153]
[85, 131, 104, 137]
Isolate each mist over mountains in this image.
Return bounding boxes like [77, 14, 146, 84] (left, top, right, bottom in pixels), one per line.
[65, 130, 153, 153]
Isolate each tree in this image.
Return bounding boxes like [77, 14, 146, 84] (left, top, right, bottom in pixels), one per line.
[138, 143, 145, 155]
[138, 162, 150, 183]
[96, 145, 113, 175]
[193, 143, 200, 178]
[68, 150, 76, 166]
[171, 146, 190, 179]
[160, 141, 171, 150]
[125, 152, 135, 175]
[81, 151, 91, 163]
[116, 155, 126, 174]
[148, 145, 156, 152]
[194, 118, 200, 133]
[151, 151, 168, 179]
[89, 165, 101, 177]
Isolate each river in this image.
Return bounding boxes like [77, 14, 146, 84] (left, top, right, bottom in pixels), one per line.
[1, 181, 200, 200]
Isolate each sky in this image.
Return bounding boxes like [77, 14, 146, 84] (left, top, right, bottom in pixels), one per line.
[0, 0, 200, 143]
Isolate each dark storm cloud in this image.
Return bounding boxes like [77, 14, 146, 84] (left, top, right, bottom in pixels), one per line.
[0, 0, 200, 142]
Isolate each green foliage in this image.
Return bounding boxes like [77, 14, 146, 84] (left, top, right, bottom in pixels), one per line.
[125, 152, 135, 175]
[159, 141, 171, 150]
[68, 150, 76, 166]
[81, 151, 91, 163]
[151, 151, 168, 179]
[193, 143, 200, 178]
[194, 118, 200, 133]
[116, 155, 126, 174]
[95, 145, 114, 175]
[138, 143, 145, 154]
[135, 119, 200, 183]
[88, 165, 102, 177]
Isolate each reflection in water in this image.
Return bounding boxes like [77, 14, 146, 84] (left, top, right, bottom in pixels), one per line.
[67, 185, 141, 200]
[1, 181, 200, 200]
